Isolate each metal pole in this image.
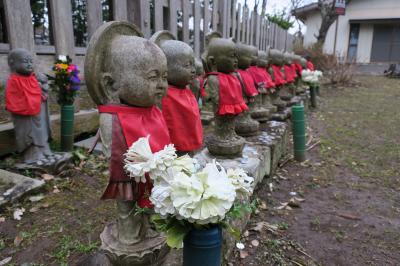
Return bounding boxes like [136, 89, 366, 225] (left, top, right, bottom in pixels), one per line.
[291, 105, 306, 162]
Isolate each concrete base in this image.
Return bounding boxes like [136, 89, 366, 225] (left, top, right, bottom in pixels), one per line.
[0, 169, 45, 207]
[270, 107, 292, 121]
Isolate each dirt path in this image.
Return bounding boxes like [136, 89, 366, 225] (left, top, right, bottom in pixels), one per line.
[229, 76, 400, 266]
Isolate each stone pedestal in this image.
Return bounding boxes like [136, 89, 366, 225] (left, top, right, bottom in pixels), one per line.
[235, 111, 260, 137]
[249, 95, 270, 122]
[100, 223, 170, 266]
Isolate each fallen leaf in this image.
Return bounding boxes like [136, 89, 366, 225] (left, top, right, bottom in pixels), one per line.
[250, 221, 278, 233]
[41, 203, 50, 208]
[276, 202, 289, 210]
[337, 212, 361, 221]
[41, 174, 54, 181]
[13, 208, 25, 220]
[259, 201, 268, 210]
[251, 239, 259, 247]
[0, 257, 12, 265]
[0, 217, 5, 223]
[269, 183, 274, 192]
[29, 195, 45, 202]
[243, 230, 249, 237]
[239, 250, 249, 259]
[53, 186, 60, 193]
[288, 198, 302, 208]
[14, 234, 23, 246]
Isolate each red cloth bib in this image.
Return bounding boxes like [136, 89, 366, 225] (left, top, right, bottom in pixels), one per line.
[98, 104, 171, 201]
[294, 63, 303, 76]
[270, 65, 287, 86]
[284, 65, 296, 83]
[206, 72, 248, 115]
[236, 69, 258, 97]
[307, 61, 315, 71]
[5, 73, 42, 116]
[162, 86, 203, 151]
[247, 66, 276, 92]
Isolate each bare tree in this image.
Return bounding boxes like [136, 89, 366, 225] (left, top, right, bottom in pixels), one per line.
[290, 0, 304, 37]
[261, 0, 267, 17]
[315, 0, 352, 44]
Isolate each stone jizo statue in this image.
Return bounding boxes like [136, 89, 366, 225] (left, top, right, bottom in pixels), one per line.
[268, 49, 287, 111]
[5, 48, 68, 171]
[84, 21, 169, 265]
[256, 49, 278, 115]
[190, 58, 206, 102]
[202, 32, 247, 157]
[151, 31, 203, 154]
[234, 43, 260, 137]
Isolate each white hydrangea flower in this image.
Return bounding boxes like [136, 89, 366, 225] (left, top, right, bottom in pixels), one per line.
[58, 55, 67, 62]
[124, 135, 177, 183]
[169, 160, 236, 225]
[227, 168, 254, 196]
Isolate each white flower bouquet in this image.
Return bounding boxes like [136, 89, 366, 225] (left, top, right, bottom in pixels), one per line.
[301, 69, 323, 87]
[124, 136, 255, 248]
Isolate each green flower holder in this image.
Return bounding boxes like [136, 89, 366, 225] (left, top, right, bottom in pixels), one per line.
[60, 104, 74, 151]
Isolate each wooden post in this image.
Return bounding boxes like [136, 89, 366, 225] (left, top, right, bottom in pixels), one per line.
[246, 7, 251, 44]
[255, 13, 260, 48]
[249, 11, 254, 45]
[49, 0, 75, 59]
[241, 5, 246, 43]
[112, 0, 128, 21]
[129, 0, 151, 38]
[231, 0, 237, 39]
[182, 0, 190, 43]
[194, 0, 201, 57]
[87, 0, 103, 39]
[218, 0, 227, 37]
[212, 0, 219, 31]
[154, 0, 164, 32]
[203, 0, 211, 39]
[3, 0, 35, 53]
[169, 0, 178, 37]
[236, 3, 241, 42]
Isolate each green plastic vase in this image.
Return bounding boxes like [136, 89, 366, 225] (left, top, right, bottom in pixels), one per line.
[60, 104, 74, 151]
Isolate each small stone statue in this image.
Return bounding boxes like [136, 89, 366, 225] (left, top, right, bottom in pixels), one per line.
[293, 54, 306, 95]
[268, 49, 287, 111]
[5, 48, 69, 171]
[247, 46, 271, 122]
[234, 43, 260, 137]
[255, 49, 278, 114]
[280, 52, 297, 103]
[202, 32, 247, 157]
[84, 22, 169, 265]
[150, 31, 203, 154]
[190, 58, 206, 102]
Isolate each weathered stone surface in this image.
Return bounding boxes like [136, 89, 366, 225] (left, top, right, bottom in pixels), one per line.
[0, 109, 99, 156]
[200, 110, 214, 126]
[270, 107, 291, 122]
[0, 169, 45, 207]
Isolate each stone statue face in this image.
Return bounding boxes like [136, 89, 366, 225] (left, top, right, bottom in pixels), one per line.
[270, 49, 284, 66]
[236, 44, 253, 70]
[8, 49, 34, 76]
[161, 40, 195, 88]
[257, 51, 269, 67]
[207, 38, 238, 73]
[194, 58, 204, 76]
[249, 46, 258, 66]
[104, 37, 168, 107]
[283, 52, 292, 64]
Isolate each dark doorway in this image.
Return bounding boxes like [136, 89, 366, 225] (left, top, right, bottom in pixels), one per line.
[371, 24, 400, 62]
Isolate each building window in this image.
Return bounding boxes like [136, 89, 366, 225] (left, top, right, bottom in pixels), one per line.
[102, 0, 113, 22]
[371, 23, 400, 63]
[347, 23, 360, 62]
[0, 0, 7, 43]
[31, 0, 53, 45]
[71, 0, 87, 47]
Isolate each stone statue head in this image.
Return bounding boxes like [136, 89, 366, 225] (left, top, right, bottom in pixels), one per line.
[300, 57, 307, 68]
[37, 73, 49, 92]
[85, 21, 168, 107]
[150, 31, 195, 89]
[194, 58, 204, 76]
[8, 48, 34, 76]
[249, 46, 258, 66]
[257, 50, 269, 68]
[283, 52, 293, 64]
[203, 32, 237, 73]
[269, 49, 284, 66]
[236, 43, 253, 70]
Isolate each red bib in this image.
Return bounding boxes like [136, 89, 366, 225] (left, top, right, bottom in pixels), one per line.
[307, 60, 315, 71]
[270, 65, 287, 86]
[98, 104, 171, 201]
[284, 65, 296, 83]
[248, 66, 275, 91]
[162, 86, 203, 151]
[294, 63, 303, 76]
[5, 73, 42, 116]
[236, 69, 258, 97]
[206, 72, 248, 115]
[198, 76, 206, 98]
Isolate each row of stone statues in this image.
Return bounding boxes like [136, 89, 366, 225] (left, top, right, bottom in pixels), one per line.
[83, 21, 313, 265]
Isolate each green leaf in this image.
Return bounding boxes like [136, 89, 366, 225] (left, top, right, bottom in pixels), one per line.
[166, 222, 191, 249]
[150, 214, 169, 232]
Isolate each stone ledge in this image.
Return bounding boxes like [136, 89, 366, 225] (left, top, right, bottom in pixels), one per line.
[0, 109, 99, 156]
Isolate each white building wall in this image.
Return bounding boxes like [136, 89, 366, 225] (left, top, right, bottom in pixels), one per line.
[301, 0, 400, 63]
